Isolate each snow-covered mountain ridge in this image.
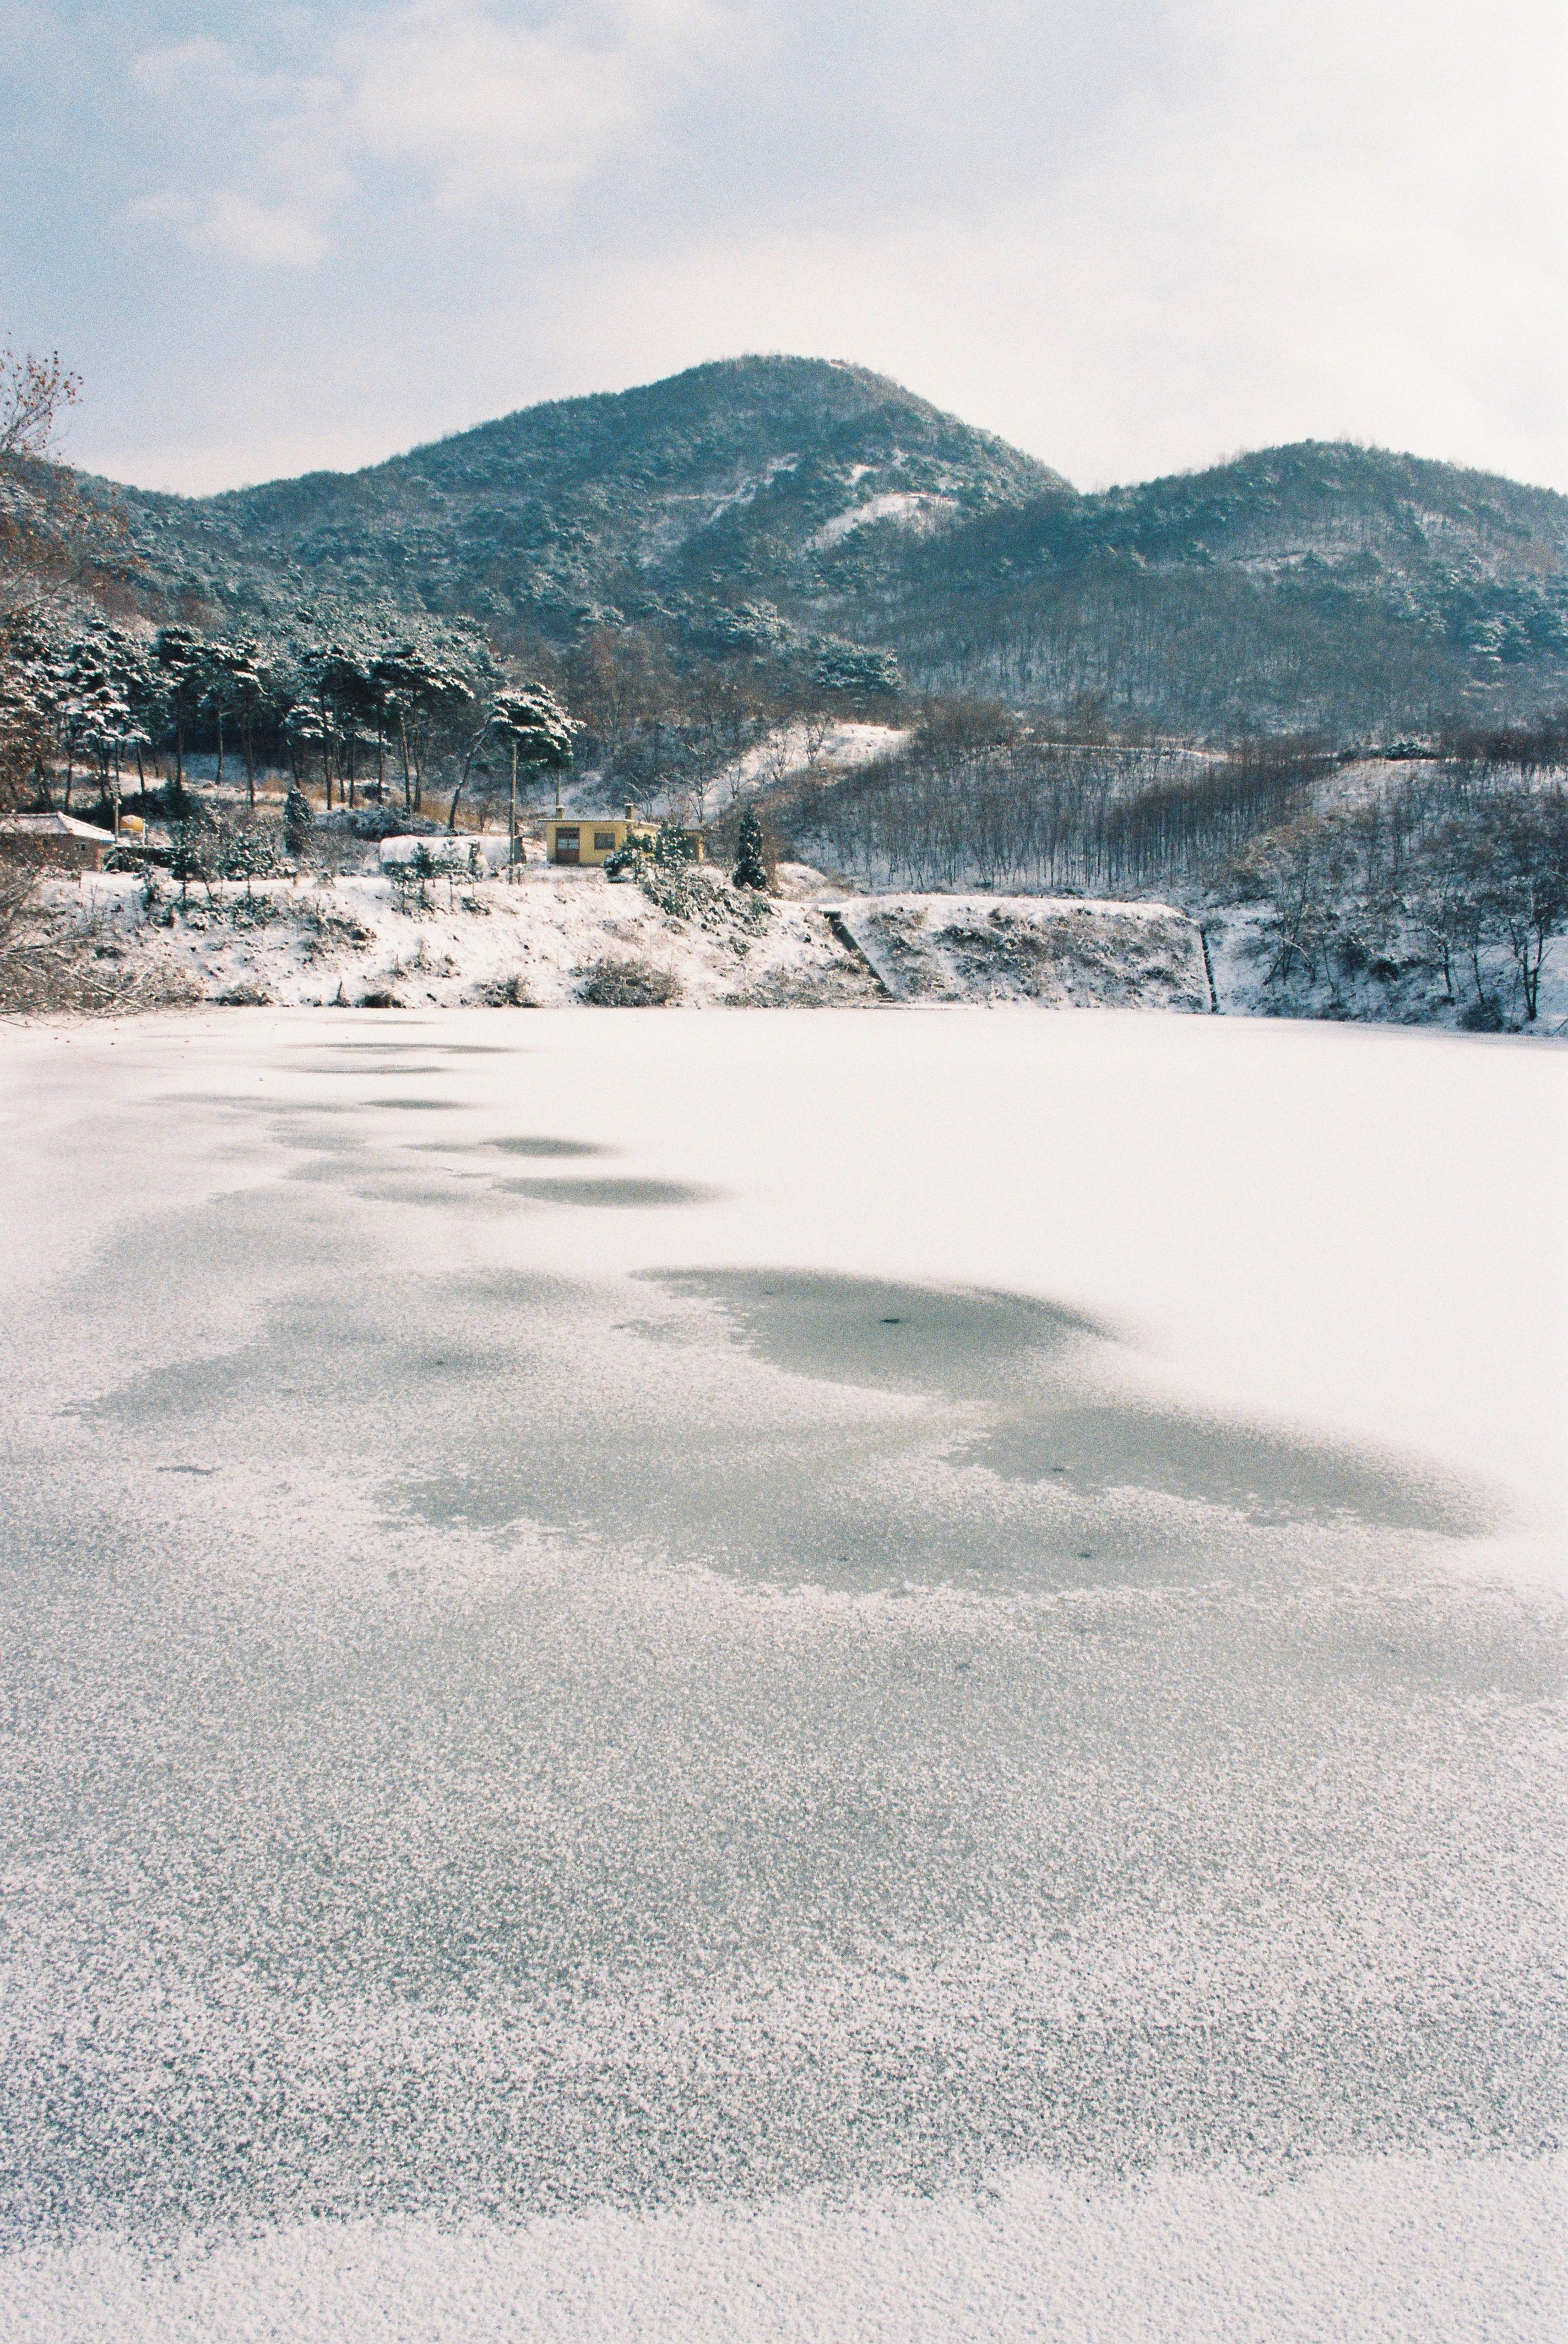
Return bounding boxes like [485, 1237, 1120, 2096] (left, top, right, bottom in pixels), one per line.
[75, 357, 1568, 734]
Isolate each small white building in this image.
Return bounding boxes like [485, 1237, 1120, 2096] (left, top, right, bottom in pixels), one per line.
[0, 813, 118, 871]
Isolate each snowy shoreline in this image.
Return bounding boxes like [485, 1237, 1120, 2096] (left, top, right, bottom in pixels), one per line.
[24, 845, 1565, 1028]
[39, 862, 1212, 1014]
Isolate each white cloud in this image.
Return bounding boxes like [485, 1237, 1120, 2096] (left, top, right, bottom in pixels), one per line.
[187, 193, 332, 269]
[341, 0, 739, 203]
[124, 182, 338, 273]
[520, 0, 1568, 490]
[129, 35, 314, 106]
[88, 0, 1567, 489]
[125, 0, 748, 264]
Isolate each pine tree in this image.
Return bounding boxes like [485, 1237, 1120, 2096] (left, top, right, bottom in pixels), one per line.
[733, 804, 768, 889]
[653, 818, 695, 871]
[284, 783, 314, 860]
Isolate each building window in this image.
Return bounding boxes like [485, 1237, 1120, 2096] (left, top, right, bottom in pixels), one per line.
[593, 831, 616, 851]
[555, 828, 579, 846]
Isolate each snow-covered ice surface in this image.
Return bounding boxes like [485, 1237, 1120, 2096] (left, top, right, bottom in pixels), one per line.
[0, 1008, 1562, 2341]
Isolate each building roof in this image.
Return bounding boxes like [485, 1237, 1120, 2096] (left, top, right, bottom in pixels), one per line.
[0, 812, 118, 843]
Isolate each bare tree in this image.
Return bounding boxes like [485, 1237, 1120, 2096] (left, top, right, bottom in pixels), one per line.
[1469, 792, 1568, 1022]
[0, 338, 83, 810]
[0, 345, 80, 464]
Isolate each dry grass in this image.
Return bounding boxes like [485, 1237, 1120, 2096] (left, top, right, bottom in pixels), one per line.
[469, 971, 538, 1006]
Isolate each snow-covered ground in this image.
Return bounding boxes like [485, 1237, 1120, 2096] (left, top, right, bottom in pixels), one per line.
[0, 1008, 1561, 2341]
[50, 862, 880, 1010]
[810, 490, 956, 546]
[839, 894, 1208, 1008]
[61, 850, 1561, 1027]
[41, 864, 1211, 1013]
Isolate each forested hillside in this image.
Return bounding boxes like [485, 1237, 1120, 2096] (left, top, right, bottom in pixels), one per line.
[76, 359, 1567, 739]
[878, 443, 1568, 735]
[3, 330, 1565, 1034]
[88, 358, 1061, 651]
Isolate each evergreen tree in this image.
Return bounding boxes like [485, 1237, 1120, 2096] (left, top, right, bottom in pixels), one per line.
[733, 804, 768, 889]
[151, 627, 204, 791]
[653, 817, 695, 870]
[167, 818, 210, 903]
[456, 682, 579, 837]
[218, 824, 283, 898]
[489, 683, 578, 777]
[284, 783, 314, 859]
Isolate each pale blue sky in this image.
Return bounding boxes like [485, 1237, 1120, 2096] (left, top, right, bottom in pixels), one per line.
[2, 0, 1562, 494]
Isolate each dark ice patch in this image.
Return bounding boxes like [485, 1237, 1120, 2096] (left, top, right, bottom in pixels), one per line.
[642, 1269, 1487, 1538]
[485, 1137, 617, 1159]
[969, 1402, 1487, 1535]
[502, 1178, 721, 1208]
[644, 1270, 1102, 1401]
[290, 1040, 519, 1055]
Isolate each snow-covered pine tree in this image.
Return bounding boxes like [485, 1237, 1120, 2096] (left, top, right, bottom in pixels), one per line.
[284, 784, 314, 860]
[733, 805, 768, 889]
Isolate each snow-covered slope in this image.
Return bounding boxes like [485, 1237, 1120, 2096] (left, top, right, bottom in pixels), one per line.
[837, 894, 1209, 1008]
[42, 865, 878, 1011]
[40, 865, 1214, 1014]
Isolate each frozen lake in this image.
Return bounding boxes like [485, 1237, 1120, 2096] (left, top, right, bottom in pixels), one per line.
[0, 1007, 1562, 2341]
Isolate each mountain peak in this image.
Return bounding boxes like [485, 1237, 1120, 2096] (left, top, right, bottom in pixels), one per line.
[101, 355, 1069, 637]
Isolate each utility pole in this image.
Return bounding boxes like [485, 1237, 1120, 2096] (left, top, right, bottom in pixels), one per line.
[509, 740, 518, 882]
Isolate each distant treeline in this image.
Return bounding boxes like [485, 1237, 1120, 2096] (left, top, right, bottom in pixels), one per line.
[1438, 712, 1568, 774]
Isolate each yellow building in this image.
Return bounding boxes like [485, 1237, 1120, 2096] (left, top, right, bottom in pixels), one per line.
[545, 816, 704, 867]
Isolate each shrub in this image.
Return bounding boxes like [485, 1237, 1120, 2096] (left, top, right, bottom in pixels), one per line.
[327, 804, 438, 841]
[284, 786, 314, 859]
[167, 817, 215, 899]
[388, 839, 471, 913]
[0, 872, 202, 1016]
[578, 954, 681, 1006]
[218, 827, 286, 892]
[471, 971, 537, 1006]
